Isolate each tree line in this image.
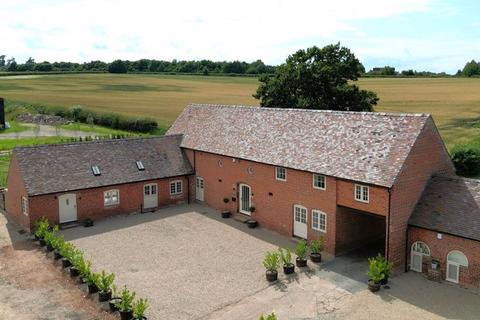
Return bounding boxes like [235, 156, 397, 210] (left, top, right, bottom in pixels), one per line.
[0, 55, 276, 75]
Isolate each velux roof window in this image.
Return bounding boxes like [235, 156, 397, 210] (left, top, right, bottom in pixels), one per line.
[136, 161, 145, 171]
[91, 165, 101, 176]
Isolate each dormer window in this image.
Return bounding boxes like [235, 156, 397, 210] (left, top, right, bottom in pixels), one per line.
[91, 165, 101, 176]
[136, 161, 145, 171]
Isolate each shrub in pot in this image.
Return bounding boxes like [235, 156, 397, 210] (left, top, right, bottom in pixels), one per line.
[96, 270, 115, 302]
[86, 272, 100, 294]
[60, 243, 75, 268]
[44, 226, 60, 252]
[69, 252, 84, 278]
[295, 240, 308, 267]
[367, 256, 385, 292]
[278, 248, 295, 274]
[115, 286, 136, 320]
[132, 297, 149, 320]
[77, 258, 92, 285]
[376, 253, 393, 285]
[51, 235, 65, 260]
[262, 251, 280, 282]
[34, 217, 49, 243]
[109, 285, 122, 312]
[221, 198, 231, 218]
[309, 238, 323, 263]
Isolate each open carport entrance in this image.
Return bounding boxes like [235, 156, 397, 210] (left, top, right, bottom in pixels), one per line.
[335, 206, 386, 258]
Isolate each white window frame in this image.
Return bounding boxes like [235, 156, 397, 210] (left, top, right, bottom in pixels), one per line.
[275, 167, 287, 181]
[312, 209, 326, 232]
[104, 189, 120, 206]
[354, 184, 369, 203]
[446, 250, 468, 284]
[313, 174, 326, 190]
[170, 180, 183, 195]
[21, 196, 29, 216]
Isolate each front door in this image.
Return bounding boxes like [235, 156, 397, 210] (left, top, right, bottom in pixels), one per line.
[239, 184, 251, 215]
[196, 177, 204, 201]
[58, 194, 77, 223]
[410, 241, 430, 272]
[293, 205, 307, 239]
[143, 183, 158, 209]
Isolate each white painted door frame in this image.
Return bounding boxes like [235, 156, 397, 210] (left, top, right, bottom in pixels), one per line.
[58, 193, 77, 223]
[410, 241, 430, 272]
[143, 183, 158, 209]
[239, 184, 251, 215]
[293, 205, 308, 239]
[196, 177, 204, 201]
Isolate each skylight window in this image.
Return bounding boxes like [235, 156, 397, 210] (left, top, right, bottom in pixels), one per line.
[136, 161, 145, 171]
[91, 165, 101, 176]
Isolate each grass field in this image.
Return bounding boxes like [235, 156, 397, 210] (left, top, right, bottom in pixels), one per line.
[1, 74, 480, 148]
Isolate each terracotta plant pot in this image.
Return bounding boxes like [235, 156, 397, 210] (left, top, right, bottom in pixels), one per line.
[221, 210, 231, 218]
[98, 290, 112, 302]
[265, 270, 278, 282]
[108, 297, 121, 312]
[69, 267, 80, 278]
[296, 257, 307, 267]
[368, 279, 381, 292]
[53, 250, 63, 260]
[283, 263, 295, 275]
[61, 258, 71, 268]
[310, 253, 322, 263]
[120, 310, 133, 320]
[87, 283, 99, 294]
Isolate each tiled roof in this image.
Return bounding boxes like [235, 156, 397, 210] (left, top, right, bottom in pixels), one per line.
[167, 104, 430, 187]
[409, 175, 480, 241]
[14, 135, 193, 196]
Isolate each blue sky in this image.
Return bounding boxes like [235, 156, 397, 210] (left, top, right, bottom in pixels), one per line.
[1, 0, 479, 73]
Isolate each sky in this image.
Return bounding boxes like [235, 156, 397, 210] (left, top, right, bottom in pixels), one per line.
[1, 0, 479, 73]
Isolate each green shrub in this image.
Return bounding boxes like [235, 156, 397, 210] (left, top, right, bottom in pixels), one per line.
[59, 242, 75, 259]
[376, 254, 393, 278]
[132, 298, 149, 319]
[44, 225, 59, 246]
[262, 251, 280, 272]
[309, 238, 323, 254]
[77, 258, 92, 279]
[34, 217, 50, 239]
[70, 251, 84, 269]
[278, 248, 292, 265]
[115, 286, 136, 312]
[85, 271, 100, 286]
[259, 312, 277, 320]
[451, 145, 480, 176]
[295, 240, 307, 260]
[51, 234, 65, 251]
[95, 270, 115, 293]
[367, 256, 385, 283]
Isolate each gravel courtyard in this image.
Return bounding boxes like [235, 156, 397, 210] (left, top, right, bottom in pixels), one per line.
[61, 204, 480, 320]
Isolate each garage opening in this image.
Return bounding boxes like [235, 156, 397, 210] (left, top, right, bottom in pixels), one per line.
[335, 206, 386, 257]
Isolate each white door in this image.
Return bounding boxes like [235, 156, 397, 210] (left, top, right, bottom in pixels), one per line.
[293, 205, 307, 239]
[410, 241, 430, 272]
[239, 184, 251, 215]
[196, 177, 204, 201]
[143, 183, 158, 209]
[58, 194, 77, 223]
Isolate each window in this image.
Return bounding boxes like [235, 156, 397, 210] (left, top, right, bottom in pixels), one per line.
[21, 196, 28, 216]
[312, 210, 326, 232]
[136, 161, 145, 171]
[313, 174, 326, 190]
[275, 167, 286, 181]
[104, 189, 119, 206]
[446, 250, 468, 283]
[355, 184, 369, 203]
[170, 180, 183, 195]
[91, 165, 101, 176]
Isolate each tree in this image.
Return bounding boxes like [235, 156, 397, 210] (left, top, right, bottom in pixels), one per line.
[462, 60, 480, 77]
[6, 57, 17, 71]
[0, 55, 5, 67]
[254, 43, 378, 111]
[108, 60, 128, 73]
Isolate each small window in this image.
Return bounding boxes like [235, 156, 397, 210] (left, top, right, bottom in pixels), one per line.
[136, 161, 145, 171]
[170, 180, 183, 195]
[313, 174, 326, 190]
[104, 189, 119, 206]
[312, 210, 326, 232]
[21, 196, 28, 216]
[355, 184, 369, 203]
[275, 167, 286, 181]
[91, 165, 101, 176]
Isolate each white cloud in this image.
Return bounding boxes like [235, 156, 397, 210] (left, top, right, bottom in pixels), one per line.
[0, 0, 433, 64]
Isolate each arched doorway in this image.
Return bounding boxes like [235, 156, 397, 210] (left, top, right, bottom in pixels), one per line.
[410, 241, 430, 272]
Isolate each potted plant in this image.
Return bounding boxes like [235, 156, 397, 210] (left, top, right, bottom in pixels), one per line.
[309, 238, 323, 263]
[77, 258, 92, 285]
[69, 252, 84, 278]
[367, 256, 385, 292]
[262, 251, 280, 282]
[295, 240, 308, 267]
[51, 235, 65, 260]
[34, 217, 49, 243]
[278, 248, 295, 274]
[109, 284, 122, 312]
[132, 298, 149, 320]
[60, 243, 75, 268]
[376, 253, 393, 285]
[96, 271, 115, 302]
[86, 272, 100, 294]
[221, 198, 231, 218]
[115, 286, 136, 320]
[45, 225, 60, 252]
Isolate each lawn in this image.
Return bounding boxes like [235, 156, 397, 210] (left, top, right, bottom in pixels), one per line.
[0, 154, 9, 187]
[1, 74, 480, 148]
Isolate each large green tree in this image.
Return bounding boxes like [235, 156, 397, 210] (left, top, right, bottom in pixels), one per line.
[254, 43, 378, 111]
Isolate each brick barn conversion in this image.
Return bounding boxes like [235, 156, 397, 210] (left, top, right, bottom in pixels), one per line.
[5, 104, 479, 288]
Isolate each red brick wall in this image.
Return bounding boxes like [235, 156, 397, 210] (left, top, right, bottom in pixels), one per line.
[5, 154, 30, 230]
[409, 226, 480, 288]
[336, 206, 386, 254]
[337, 179, 389, 216]
[389, 118, 455, 270]
[17, 176, 188, 231]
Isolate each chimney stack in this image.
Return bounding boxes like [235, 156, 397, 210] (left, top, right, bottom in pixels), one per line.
[0, 97, 5, 129]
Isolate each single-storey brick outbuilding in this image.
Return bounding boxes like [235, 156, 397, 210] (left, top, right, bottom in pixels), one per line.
[5, 104, 479, 288]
